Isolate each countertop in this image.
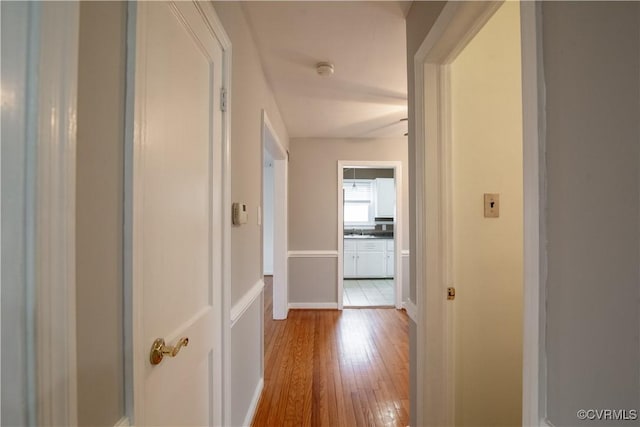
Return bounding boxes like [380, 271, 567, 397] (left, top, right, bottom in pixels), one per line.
[344, 235, 394, 240]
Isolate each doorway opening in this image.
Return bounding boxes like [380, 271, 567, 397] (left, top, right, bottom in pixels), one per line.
[261, 110, 288, 320]
[343, 167, 395, 307]
[413, 2, 538, 425]
[338, 161, 403, 310]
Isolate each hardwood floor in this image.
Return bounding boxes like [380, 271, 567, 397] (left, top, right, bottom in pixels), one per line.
[253, 276, 409, 427]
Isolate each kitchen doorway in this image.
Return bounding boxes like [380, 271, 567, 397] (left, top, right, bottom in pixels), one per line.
[338, 161, 403, 309]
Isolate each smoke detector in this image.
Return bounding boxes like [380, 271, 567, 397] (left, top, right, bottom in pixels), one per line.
[316, 62, 334, 77]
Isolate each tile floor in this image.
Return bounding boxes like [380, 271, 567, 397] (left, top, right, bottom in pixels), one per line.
[343, 279, 395, 307]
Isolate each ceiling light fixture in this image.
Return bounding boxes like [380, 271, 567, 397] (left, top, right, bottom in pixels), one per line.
[316, 62, 334, 77]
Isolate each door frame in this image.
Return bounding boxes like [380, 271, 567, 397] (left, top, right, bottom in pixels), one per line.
[2, 2, 80, 425]
[413, 1, 545, 426]
[261, 109, 289, 320]
[337, 160, 403, 310]
[122, 2, 232, 425]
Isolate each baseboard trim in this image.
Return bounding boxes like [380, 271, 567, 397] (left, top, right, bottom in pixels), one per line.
[288, 250, 339, 258]
[542, 418, 556, 427]
[402, 300, 417, 322]
[243, 377, 264, 427]
[231, 279, 265, 327]
[289, 302, 338, 310]
[114, 417, 130, 427]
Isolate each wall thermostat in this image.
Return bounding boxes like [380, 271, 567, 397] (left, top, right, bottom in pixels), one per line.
[232, 202, 248, 225]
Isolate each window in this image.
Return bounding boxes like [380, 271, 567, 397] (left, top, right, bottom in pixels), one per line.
[344, 180, 374, 225]
[344, 202, 370, 223]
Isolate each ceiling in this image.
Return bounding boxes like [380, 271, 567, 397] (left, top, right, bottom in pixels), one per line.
[242, 1, 411, 139]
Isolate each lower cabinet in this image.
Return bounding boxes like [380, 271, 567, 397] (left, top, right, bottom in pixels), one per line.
[344, 250, 357, 277]
[358, 251, 386, 277]
[344, 239, 394, 278]
[386, 239, 394, 276]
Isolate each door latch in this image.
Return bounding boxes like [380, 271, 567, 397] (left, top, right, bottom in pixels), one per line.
[447, 287, 456, 300]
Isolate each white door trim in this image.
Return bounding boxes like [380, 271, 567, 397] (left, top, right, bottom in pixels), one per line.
[337, 160, 403, 310]
[123, 2, 232, 425]
[17, 2, 81, 425]
[520, 3, 547, 425]
[4, 4, 80, 424]
[413, 1, 545, 426]
[262, 109, 289, 320]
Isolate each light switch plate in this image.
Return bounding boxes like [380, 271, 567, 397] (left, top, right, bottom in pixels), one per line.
[484, 193, 499, 218]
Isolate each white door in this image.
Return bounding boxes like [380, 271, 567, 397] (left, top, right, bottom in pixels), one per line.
[129, 2, 226, 425]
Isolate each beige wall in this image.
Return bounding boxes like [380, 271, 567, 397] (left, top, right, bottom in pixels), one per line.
[213, 2, 290, 305]
[75, 2, 127, 426]
[542, 2, 640, 425]
[288, 137, 408, 304]
[289, 138, 409, 250]
[450, 3, 523, 425]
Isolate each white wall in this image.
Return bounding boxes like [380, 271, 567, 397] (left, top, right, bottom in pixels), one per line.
[75, 3, 127, 426]
[212, 3, 290, 424]
[542, 3, 640, 425]
[288, 137, 409, 305]
[263, 153, 274, 275]
[450, 3, 523, 425]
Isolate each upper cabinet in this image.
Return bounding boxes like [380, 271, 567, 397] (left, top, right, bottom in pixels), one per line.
[375, 178, 395, 218]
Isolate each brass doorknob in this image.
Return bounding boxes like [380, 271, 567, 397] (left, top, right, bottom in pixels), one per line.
[150, 337, 189, 365]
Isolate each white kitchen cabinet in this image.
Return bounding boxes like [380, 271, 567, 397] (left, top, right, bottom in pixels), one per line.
[375, 178, 395, 217]
[357, 251, 386, 277]
[343, 238, 394, 278]
[344, 250, 357, 278]
[385, 252, 394, 276]
[355, 239, 385, 277]
[356, 239, 386, 253]
[385, 239, 394, 276]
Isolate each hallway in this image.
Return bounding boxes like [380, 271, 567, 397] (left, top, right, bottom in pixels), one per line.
[253, 277, 409, 426]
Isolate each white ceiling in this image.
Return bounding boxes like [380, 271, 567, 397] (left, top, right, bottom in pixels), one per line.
[242, 1, 411, 139]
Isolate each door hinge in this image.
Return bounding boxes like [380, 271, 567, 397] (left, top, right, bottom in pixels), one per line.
[447, 287, 456, 300]
[220, 87, 227, 112]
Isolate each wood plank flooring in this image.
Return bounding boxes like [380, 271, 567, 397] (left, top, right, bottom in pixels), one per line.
[253, 276, 409, 427]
